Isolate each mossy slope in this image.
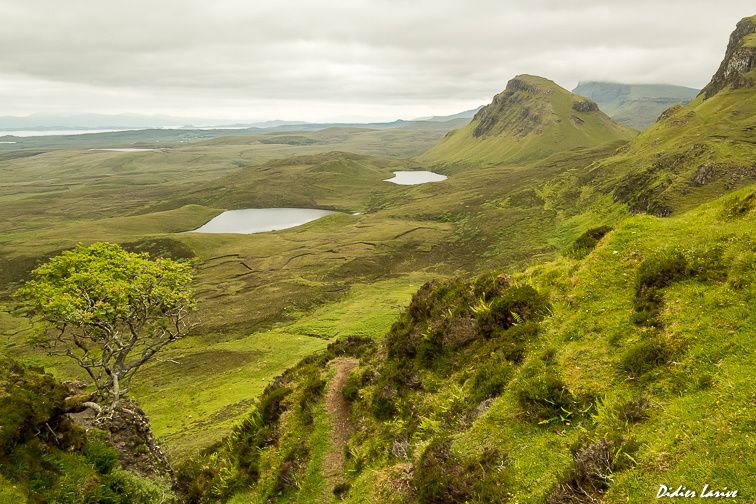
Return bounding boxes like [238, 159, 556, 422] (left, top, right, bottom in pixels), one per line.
[583, 15, 756, 217]
[193, 185, 756, 503]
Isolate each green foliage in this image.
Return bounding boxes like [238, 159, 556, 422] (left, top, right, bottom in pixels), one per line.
[513, 359, 582, 424]
[468, 356, 514, 404]
[0, 357, 69, 455]
[83, 439, 119, 475]
[0, 358, 174, 504]
[720, 191, 756, 220]
[562, 225, 613, 260]
[412, 437, 510, 504]
[548, 439, 619, 503]
[476, 285, 551, 338]
[18, 242, 194, 329]
[619, 337, 673, 378]
[16, 242, 195, 403]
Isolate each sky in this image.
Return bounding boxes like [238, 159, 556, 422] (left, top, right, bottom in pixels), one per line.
[1, 0, 753, 123]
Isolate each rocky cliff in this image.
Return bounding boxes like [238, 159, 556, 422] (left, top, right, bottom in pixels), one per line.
[700, 15, 756, 98]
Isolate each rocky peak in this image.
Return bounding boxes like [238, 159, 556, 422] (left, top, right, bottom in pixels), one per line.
[572, 99, 599, 113]
[700, 15, 756, 99]
[505, 77, 541, 94]
[471, 75, 553, 138]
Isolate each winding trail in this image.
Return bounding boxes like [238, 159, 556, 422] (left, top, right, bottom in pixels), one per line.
[322, 357, 358, 498]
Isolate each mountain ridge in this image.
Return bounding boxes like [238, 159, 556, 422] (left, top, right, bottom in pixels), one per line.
[572, 81, 699, 129]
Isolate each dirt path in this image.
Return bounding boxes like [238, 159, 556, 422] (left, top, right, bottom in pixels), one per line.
[322, 357, 358, 498]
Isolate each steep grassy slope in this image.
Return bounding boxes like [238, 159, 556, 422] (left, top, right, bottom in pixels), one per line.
[418, 75, 635, 166]
[556, 16, 756, 218]
[572, 82, 699, 129]
[0, 358, 175, 503]
[191, 186, 756, 503]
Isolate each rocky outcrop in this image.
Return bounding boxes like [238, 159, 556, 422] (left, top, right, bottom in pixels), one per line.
[572, 99, 599, 112]
[472, 77, 549, 138]
[700, 16, 756, 99]
[70, 397, 172, 479]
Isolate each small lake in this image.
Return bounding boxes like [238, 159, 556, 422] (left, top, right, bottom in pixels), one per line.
[384, 171, 447, 185]
[192, 208, 334, 234]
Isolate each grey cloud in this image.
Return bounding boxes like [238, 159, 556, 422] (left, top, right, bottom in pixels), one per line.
[0, 0, 753, 121]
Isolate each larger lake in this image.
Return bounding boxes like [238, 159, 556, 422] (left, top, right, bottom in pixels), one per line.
[192, 208, 334, 234]
[384, 171, 447, 185]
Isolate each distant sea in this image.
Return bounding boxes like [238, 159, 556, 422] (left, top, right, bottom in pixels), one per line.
[0, 129, 139, 137]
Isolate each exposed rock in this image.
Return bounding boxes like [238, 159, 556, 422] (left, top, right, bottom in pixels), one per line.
[692, 164, 717, 186]
[572, 99, 599, 112]
[656, 104, 685, 123]
[69, 397, 172, 480]
[700, 16, 756, 99]
[505, 77, 541, 94]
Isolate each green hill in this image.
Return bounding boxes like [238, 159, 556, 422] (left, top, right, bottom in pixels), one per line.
[572, 82, 699, 130]
[418, 75, 636, 166]
[579, 16, 756, 217]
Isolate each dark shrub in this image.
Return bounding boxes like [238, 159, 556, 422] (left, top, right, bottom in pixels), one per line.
[721, 191, 756, 220]
[342, 367, 376, 403]
[259, 385, 291, 425]
[472, 272, 511, 301]
[83, 439, 119, 475]
[386, 279, 473, 360]
[617, 396, 651, 423]
[274, 445, 309, 494]
[413, 439, 510, 504]
[563, 225, 613, 260]
[513, 362, 579, 424]
[298, 374, 326, 411]
[633, 246, 727, 326]
[548, 439, 615, 503]
[342, 372, 361, 403]
[412, 438, 471, 503]
[636, 249, 691, 294]
[0, 358, 69, 455]
[633, 249, 690, 325]
[494, 321, 540, 363]
[469, 357, 514, 404]
[333, 482, 351, 500]
[370, 386, 398, 420]
[477, 286, 550, 338]
[619, 338, 672, 377]
[326, 336, 376, 359]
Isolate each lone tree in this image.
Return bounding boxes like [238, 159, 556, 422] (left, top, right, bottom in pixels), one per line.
[17, 242, 195, 411]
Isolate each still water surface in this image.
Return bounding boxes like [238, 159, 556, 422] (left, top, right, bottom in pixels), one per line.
[384, 171, 447, 185]
[192, 208, 334, 234]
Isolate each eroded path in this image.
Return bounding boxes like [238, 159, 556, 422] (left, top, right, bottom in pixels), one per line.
[322, 357, 358, 498]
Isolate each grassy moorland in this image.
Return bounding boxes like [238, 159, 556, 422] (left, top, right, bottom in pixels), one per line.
[1, 15, 754, 503]
[0, 134, 626, 458]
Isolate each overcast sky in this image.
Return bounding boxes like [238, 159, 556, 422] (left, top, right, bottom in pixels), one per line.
[1, 0, 753, 123]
